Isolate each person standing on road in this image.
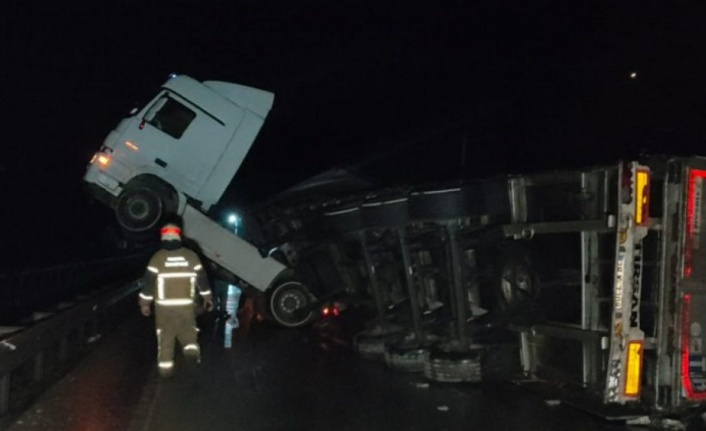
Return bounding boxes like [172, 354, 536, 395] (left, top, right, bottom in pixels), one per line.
[207, 261, 230, 319]
[207, 261, 244, 348]
[138, 223, 213, 377]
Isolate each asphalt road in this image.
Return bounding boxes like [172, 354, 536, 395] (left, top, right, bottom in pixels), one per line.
[3, 308, 703, 431]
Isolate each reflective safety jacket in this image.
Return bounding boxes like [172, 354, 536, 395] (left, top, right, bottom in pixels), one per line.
[139, 247, 212, 307]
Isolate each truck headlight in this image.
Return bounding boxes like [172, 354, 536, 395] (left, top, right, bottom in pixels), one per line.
[90, 152, 112, 168]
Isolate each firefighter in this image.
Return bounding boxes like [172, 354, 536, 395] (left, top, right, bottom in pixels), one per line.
[138, 223, 213, 377]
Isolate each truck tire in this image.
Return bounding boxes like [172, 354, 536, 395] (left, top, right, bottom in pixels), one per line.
[115, 180, 177, 233]
[268, 280, 315, 328]
[115, 186, 164, 232]
[494, 245, 538, 314]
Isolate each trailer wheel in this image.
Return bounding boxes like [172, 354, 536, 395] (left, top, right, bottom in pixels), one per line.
[268, 280, 315, 328]
[494, 246, 538, 313]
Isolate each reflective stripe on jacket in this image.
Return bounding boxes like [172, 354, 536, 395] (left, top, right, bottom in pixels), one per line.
[140, 247, 211, 306]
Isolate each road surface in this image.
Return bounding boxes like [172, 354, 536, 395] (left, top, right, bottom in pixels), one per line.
[3, 309, 703, 431]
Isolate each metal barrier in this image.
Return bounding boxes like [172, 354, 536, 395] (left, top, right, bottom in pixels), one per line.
[0, 273, 143, 418]
[0, 254, 149, 325]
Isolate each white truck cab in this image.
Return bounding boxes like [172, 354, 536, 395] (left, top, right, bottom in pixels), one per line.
[84, 75, 316, 328]
[84, 74, 274, 232]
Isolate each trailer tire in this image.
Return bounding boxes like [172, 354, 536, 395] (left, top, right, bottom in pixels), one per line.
[493, 245, 538, 314]
[268, 280, 315, 328]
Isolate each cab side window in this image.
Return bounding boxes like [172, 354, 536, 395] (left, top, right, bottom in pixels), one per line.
[145, 96, 196, 139]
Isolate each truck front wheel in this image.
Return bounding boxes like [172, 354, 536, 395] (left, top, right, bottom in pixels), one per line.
[115, 186, 164, 232]
[268, 281, 315, 328]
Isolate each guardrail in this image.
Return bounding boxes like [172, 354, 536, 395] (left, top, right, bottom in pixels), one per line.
[0, 276, 142, 419]
[0, 253, 149, 325]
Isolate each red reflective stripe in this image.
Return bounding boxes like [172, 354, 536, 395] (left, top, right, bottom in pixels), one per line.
[685, 169, 706, 278]
[681, 294, 706, 400]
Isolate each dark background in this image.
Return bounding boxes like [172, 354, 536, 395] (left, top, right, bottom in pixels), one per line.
[2, 2, 706, 266]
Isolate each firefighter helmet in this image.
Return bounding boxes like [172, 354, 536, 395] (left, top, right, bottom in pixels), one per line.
[160, 223, 182, 241]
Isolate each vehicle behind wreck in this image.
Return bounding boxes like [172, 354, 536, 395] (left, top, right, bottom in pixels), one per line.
[242, 155, 706, 415]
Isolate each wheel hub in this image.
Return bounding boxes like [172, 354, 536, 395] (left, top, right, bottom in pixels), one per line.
[127, 198, 150, 219]
[500, 265, 533, 305]
[280, 291, 304, 314]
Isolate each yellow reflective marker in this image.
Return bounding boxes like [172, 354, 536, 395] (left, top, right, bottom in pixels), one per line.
[625, 341, 643, 396]
[635, 169, 650, 226]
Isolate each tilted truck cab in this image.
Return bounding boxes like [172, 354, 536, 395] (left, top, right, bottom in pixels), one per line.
[84, 74, 316, 328]
[84, 74, 274, 232]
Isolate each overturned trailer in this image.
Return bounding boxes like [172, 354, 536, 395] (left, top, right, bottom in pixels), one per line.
[244, 155, 706, 416]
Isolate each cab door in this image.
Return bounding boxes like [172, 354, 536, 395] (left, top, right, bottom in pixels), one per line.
[130, 92, 238, 195]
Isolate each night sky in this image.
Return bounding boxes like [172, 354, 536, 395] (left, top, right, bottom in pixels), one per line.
[2, 2, 706, 265]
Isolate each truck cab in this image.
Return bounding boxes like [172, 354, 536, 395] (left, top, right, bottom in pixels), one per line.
[84, 74, 274, 233]
[84, 75, 320, 329]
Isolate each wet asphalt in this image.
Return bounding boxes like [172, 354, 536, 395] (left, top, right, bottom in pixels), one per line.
[3, 309, 704, 431]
